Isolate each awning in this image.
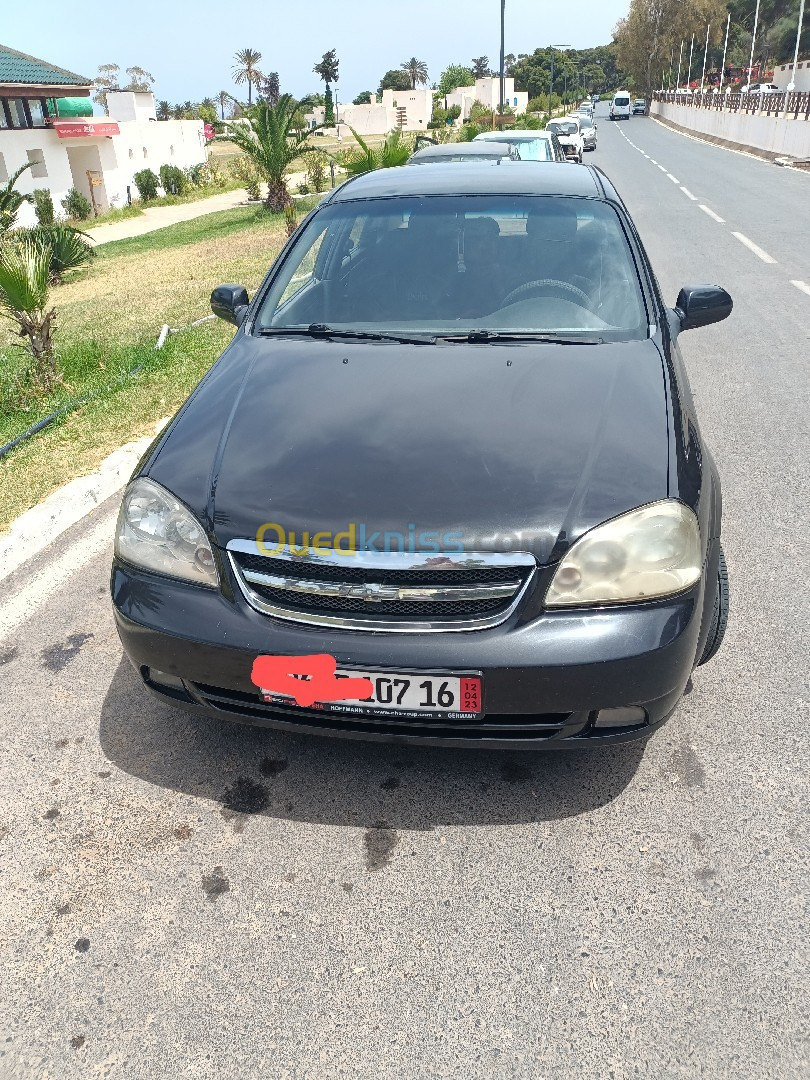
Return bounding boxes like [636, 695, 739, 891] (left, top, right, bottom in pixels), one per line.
[51, 119, 120, 138]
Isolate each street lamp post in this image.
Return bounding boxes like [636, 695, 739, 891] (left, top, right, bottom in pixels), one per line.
[748, 0, 761, 85]
[719, 12, 731, 94]
[676, 39, 684, 90]
[687, 34, 695, 89]
[700, 23, 710, 94]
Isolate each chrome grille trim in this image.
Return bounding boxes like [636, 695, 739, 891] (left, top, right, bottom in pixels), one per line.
[226, 541, 536, 633]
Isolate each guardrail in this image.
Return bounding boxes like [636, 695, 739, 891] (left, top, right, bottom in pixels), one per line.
[653, 90, 810, 120]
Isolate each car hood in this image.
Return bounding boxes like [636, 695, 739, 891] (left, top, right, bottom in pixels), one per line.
[148, 336, 669, 564]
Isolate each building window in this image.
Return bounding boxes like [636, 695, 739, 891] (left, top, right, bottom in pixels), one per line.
[26, 149, 47, 178]
[169, 145, 174, 156]
[0, 152, 7, 182]
[27, 99, 48, 127]
[0, 103, 8, 129]
[128, 148, 134, 159]
[6, 98, 27, 127]
[143, 147, 148, 158]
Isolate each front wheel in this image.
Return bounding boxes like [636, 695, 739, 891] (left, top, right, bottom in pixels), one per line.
[698, 546, 729, 665]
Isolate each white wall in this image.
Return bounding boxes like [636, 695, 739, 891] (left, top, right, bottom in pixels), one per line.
[308, 88, 433, 136]
[650, 99, 810, 158]
[106, 91, 157, 123]
[1, 117, 205, 227]
[444, 77, 528, 120]
[772, 60, 810, 92]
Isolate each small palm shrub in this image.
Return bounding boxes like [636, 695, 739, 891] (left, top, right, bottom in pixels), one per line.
[16, 224, 95, 282]
[159, 164, 188, 196]
[0, 239, 60, 391]
[0, 163, 35, 232]
[133, 169, 159, 201]
[33, 188, 55, 225]
[341, 129, 412, 176]
[61, 187, 93, 221]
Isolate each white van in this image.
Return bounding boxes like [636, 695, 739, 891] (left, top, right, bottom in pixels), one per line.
[610, 92, 631, 120]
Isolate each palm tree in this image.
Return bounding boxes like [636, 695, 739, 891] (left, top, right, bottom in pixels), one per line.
[400, 57, 429, 88]
[0, 240, 60, 391]
[314, 50, 340, 125]
[232, 48, 264, 106]
[155, 99, 171, 121]
[471, 56, 491, 79]
[225, 94, 315, 212]
[0, 162, 34, 233]
[216, 90, 233, 121]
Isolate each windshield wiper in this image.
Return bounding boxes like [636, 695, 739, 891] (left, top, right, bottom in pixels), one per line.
[258, 324, 434, 344]
[437, 330, 604, 344]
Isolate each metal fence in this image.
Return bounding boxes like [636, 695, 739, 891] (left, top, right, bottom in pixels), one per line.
[653, 90, 810, 121]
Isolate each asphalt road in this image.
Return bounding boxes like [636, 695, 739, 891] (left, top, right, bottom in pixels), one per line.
[1, 110, 808, 1079]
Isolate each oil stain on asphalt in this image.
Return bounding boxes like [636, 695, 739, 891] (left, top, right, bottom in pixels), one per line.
[40, 633, 94, 673]
[671, 743, 707, 788]
[259, 757, 288, 778]
[222, 777, 270, 814]
[364, 823, 398, 870]
[202, 867, 230, 901]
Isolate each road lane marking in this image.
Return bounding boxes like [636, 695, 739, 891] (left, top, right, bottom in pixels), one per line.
[790, 280, 810, 296]
[666, 173, 680, 183]
[642, 153, 650, 158]
[656, 164, 667, 171]
[680, 186, 698, 200]
[0, 513, 116, 640]
[650, 159, 658, 164]
[732, 232, 777, 264]
[699, 205, 725, 223]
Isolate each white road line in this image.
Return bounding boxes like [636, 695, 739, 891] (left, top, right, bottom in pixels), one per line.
[0, 513, 116, 640]
[790, 280, 810, 297]
[699, 204, 725, 223]
[666, 173, 680, 183]
[650, 159, 658, 164]
[732, 232, 777, 264]
[656, 164, 667, 172]
[680, 186, 698, 200]
[642, 153, 650, 158]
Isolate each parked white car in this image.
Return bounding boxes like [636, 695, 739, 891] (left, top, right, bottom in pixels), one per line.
[740, 83, 781, 95]
[472, 129, 567, 162]
[545, 118, 585, 162]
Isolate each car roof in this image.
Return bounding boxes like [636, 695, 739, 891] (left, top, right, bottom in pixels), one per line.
[325, 162, 605, 202]
[409, 142, 512, 160]
[473, 129, 554, 141]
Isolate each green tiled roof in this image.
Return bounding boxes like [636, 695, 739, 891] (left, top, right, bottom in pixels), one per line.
[0, 44, 91, 87]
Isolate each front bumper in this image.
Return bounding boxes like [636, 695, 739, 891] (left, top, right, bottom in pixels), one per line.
[111, 550, 716, 749]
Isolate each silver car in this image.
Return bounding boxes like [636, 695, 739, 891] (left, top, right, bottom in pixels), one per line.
[575, 113, 598, 151]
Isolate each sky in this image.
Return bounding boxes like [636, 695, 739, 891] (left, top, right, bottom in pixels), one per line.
[4, 0, 628, 107]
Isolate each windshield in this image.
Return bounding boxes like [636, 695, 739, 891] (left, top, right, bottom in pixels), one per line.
[500, 137, 553, 161]
[255, 195, 647, 340]
[614, 96, 630, 106]
[547, 122, 577, 135]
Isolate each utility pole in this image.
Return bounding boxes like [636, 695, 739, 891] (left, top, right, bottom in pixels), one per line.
[719, 12, 731, 94]
[687, 34, 695, 88]
[748, 0, 761, 85]
[676, 39, 684, 90]
[499, 0, 506, 115]
[788, 0, 807, 91]
[700, 23, 710, 93]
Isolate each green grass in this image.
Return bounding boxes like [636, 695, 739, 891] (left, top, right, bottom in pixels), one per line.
[0, 199, 324, 530]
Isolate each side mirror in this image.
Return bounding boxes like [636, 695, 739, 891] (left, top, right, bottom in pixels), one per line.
[674, 284, 733, 331]
[211, 283, 249, 327]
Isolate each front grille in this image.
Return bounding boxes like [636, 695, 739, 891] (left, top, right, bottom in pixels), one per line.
[189, 681, 574, 742]
[227, 541, 536, 632]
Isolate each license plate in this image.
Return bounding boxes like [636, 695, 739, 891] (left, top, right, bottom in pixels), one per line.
[261, 668, 483, 720]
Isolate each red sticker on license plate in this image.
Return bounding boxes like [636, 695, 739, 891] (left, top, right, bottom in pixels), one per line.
[459, 677, 482, 713]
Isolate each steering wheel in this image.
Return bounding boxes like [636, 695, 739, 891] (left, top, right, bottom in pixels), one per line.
[501, 278, 593, 309]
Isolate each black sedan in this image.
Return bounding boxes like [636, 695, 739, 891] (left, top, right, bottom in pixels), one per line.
[112, 162, 732, 748]
[408, 141, 519, 163]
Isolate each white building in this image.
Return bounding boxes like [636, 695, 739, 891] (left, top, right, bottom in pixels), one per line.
[1, 44, 206, 226]
[307, 88, 433, 137]
[773, 58, 810, 92]
[444, 77, 528, 121]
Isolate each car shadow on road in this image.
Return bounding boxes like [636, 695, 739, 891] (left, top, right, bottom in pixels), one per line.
[99, 655, 646, 829]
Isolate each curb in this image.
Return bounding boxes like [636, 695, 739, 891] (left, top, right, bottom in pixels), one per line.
[0, 417, 169, 583]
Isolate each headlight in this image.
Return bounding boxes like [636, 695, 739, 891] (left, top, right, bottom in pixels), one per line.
[545, 501, 701, 607]
[115, 477, 218, 587]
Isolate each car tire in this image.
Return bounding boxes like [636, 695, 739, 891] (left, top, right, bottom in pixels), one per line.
[698, 545, 729, 665]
